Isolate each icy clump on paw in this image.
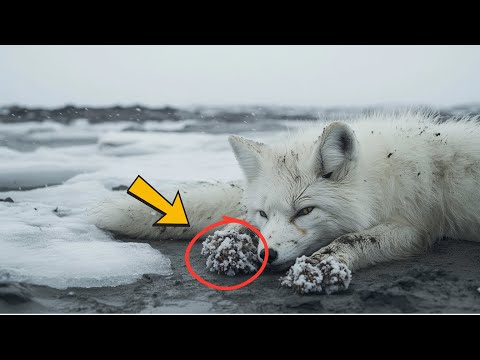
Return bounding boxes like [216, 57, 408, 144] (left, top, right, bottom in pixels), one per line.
[280, 255, 352, 294]
[201, 230, 259, 276]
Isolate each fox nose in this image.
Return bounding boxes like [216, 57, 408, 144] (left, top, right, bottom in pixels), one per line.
[259, 249, 278, 263]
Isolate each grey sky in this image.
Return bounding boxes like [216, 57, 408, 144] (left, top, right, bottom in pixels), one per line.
[1, 45, 480, 108]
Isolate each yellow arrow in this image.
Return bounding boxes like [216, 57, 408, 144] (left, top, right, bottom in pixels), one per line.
[127, 175, 190, 227]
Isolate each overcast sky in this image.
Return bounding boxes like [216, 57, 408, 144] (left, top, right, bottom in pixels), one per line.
[1, 45, 480, 108]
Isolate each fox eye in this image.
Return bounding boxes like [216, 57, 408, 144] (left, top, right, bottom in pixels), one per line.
[259, 210, 268, 218]
[296, 207, 314, 217]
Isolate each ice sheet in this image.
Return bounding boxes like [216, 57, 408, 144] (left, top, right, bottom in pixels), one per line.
[0, 116, 289, 289]
[0, 179, 173, 289]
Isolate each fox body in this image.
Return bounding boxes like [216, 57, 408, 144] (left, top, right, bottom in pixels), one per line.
[93, 111, 480, 293]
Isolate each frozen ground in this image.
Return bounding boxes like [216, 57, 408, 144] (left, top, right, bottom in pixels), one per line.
[1, 105, 480, 313]
[2, 238, 480, 313]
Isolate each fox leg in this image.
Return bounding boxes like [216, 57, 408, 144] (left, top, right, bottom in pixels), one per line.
[281, 222, 428, 294]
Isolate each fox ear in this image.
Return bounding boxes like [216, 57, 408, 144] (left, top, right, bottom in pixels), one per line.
[228, 135, 266, 182]
[312, 122, 359, 180]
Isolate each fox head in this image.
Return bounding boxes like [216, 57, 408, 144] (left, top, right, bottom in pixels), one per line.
[229, 122, 365, 270]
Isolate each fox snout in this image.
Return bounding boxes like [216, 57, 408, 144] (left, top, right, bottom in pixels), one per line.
[258, 248, 278, 263]
[257, 247, 295, 271]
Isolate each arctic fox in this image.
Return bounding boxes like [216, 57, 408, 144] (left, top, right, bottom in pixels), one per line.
[92, 111, 480, 294]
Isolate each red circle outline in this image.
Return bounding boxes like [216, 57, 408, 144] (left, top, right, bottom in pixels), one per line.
[184, 216, 269, 291]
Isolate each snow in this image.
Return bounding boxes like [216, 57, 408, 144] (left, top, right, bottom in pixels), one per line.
[0, 118, 261, 289]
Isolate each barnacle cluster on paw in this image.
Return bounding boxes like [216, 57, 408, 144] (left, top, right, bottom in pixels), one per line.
[317, 256, 352, 294]
[201, 230, 259, 276]
[280, 255, 352, 294]
[280, 256, 323, 294]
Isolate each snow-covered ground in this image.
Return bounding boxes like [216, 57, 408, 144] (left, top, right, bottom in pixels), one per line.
[0, 117, 287, 289]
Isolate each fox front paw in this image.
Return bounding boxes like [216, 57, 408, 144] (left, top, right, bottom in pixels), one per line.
[280, 255, 352, 294]
[201, 229, 259, 276]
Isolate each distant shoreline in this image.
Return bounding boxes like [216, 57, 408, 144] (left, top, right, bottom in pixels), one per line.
[1, 104, 478, 124]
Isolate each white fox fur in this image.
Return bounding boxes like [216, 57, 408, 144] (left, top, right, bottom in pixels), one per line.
[89, 181, 246, 240]
[91, 111, 480, 293]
